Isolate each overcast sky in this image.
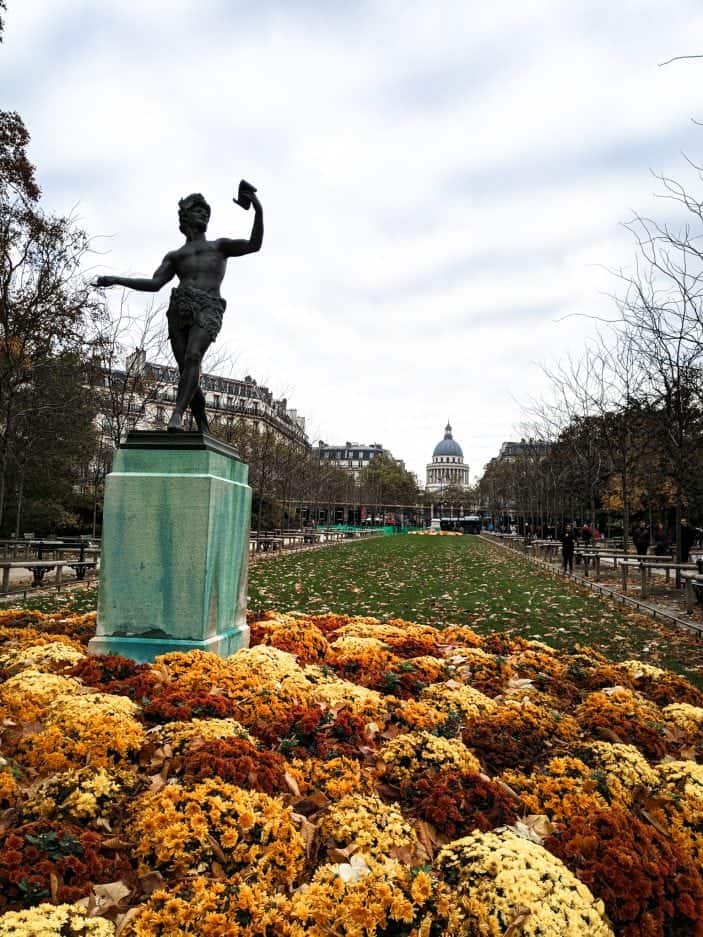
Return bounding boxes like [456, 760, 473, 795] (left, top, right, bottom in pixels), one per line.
[2, 1, 703, 480]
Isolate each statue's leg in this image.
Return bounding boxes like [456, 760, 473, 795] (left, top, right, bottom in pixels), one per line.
[190, 387, 210, 434]
[168, 325, 211, 432]
[167, 323, 188, 431]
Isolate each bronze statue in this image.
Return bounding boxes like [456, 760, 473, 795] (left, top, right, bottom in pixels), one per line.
[96, 181, 263, 432]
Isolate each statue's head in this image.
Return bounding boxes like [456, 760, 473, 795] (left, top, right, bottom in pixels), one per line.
[178, 193, 211, 237]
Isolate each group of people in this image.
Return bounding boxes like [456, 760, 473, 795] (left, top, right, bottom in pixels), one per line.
[559, 517, 702, 573]
[632, 518, 700, 561]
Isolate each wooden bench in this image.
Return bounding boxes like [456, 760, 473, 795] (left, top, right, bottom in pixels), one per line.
[618, 558, 699, 599]
[576, 550, 641, 580]
[681, 572, 703, 612]
[253, 536, 284, 553]
[0, 560, 98, 593]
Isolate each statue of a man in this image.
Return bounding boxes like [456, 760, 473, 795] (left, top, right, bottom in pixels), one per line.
[96, 185, 263, 433]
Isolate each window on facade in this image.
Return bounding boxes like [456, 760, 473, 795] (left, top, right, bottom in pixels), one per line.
[156, 406, 165, 424]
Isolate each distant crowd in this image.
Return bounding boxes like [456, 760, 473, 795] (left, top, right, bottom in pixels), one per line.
[552, 519, 702, 573]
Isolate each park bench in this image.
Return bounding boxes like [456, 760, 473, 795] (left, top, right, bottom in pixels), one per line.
[531, 540, 560, 560]
[575, 550, 642, 579]
[618, 557, 700, 599]
[681, 572, 703, 612]
[251, 535, 284, 553]
[0, 559, 98, 593]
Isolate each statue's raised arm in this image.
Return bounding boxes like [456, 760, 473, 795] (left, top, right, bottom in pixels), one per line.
[217, 181, 263, 258]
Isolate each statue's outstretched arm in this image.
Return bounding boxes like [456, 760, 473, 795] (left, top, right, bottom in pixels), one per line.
[218, 193, 263, 258]
[96, 253, 176, 291]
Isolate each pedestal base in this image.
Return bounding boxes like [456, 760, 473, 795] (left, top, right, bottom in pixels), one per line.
[89, 431, 251, 663]
[88, 625, 249, 663]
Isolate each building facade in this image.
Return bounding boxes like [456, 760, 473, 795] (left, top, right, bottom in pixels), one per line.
[426, 422, 470, 492]
[496, 438, 551, 462]
[93, 350, 310, 450]
[315, 441, 400, 480]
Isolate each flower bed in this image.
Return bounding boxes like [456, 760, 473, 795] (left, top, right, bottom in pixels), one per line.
[1, 608, 703, 935]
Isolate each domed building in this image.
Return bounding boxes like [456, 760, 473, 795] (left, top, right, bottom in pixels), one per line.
[426, 421, 470, 493]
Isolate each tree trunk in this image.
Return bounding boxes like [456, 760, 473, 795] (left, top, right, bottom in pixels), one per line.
[0, 398, 13, 531]
[621, 486, 630, 553]
[15, 470, 24, 537]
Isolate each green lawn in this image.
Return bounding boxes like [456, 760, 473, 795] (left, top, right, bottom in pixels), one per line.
[15, 534, 703, 686]
[248, 534, 703, 686]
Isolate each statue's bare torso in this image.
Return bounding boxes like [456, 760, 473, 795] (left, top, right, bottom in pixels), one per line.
[165, 240, 229, 296]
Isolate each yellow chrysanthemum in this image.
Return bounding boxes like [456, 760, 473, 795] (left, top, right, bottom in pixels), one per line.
[435, 829, 613, 936]
[379, 730, 481, 789]
[127, 779, 306, 887]
[0, 903, 115, 936]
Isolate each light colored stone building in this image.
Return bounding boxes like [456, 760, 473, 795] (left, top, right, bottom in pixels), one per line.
[315, 441, 401, 480]
[426, 422, 470, 492]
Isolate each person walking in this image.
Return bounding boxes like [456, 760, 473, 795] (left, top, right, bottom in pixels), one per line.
[680, 518, 696, 563]
[653, 523, 670, 557]
[561, 524, 575, 573]
[634, 520, 650, 557]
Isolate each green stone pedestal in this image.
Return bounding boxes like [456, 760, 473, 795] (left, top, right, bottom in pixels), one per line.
[89, 431, 251, 663]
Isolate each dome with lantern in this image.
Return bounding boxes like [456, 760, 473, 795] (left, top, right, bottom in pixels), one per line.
[426, 421, 470, 492]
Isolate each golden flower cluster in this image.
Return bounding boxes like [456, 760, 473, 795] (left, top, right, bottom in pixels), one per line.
[0, 622, 83, 652]
[25, 765, 138, 824]
[229, 646, 315, 729]
[650, 760, 703, 865]
[282, 856, 464, 936]
[386, 697, 446, 731]
[318, 793, 419, 862]
[663, 701, 703, 740]
[501, 755, 610, 819]
[303, 665, 389, 719]
[0, 903, 115, 936]
[378, 730, 481, 789]
[328, 635, 398, 684]
[618, 658, 666, 680]
[293, 755, 374, 801]
[15, 691, 144, 774]
[0, 669, 80, 721]
[0, 758, 20, 809]
[251, 613, 331, 664]
[122, 875, 281, 936]
[127, 779, 306, 887]
[0, 641, 85, 674]
[147, 716, 254, 753]
[420, 680, 497, 720]
[435, 829, 614, 936]
[510, 644, 567, 680]
[570, 741, 658, 806]
[575, 687, 668, 760]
